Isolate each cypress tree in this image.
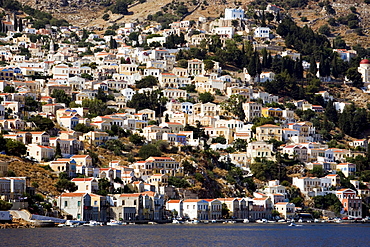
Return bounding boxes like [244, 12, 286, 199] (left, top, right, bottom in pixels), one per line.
[261, 48, 268, 68]
[13, 14, 17, 31]
[18, 18, 22, 32]
[309, 55, 317, 76]
[331, 54, 339, 78]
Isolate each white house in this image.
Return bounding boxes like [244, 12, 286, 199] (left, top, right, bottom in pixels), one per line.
[224, 8, 245, 20]
[254, 27, 271, 38]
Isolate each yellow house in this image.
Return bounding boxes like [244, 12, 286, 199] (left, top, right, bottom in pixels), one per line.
[255, 124, 283, 141]
[262, 107, 283, 118]
[82, 131, 109, 146]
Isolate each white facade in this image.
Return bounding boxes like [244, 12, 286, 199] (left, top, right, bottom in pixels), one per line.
[224, 8, 245, 20]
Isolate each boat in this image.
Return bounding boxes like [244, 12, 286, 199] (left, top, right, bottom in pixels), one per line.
[83, 221, 103, 226]
[70, 224, 78, 228]
[57, 223, 66, 227]
[334, 219, 343, 223]
[211, 220, 217, 223]
[243, 219, 249, 223]
[268, 220, 276, 223]
[278, 219, 286, 223]
[192, 220, 199, 224]
[289, 222, 303, 227]
[256, 219, 267, 223]
[107, 220, 123, 226]
[148, 222, 157, 225]
[172, 219, 180, 224]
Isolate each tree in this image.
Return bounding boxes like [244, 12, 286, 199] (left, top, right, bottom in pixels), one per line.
[102, 13, 110, 21]
[19, 18, 23, 32]
[3, 86, 15, 93]
[182, 160, 195, 174]
[0, 200, 12, 210]
[6, 139, 26, 157]
[110, 0, 129, 14]
[126, 90, 167, 116]
[311, 166, 325, 177]
[51, 89, 72, 106]
[129, 133, 145, 146]
[24, 96, 41, 112]
[177, 59, 188, 68]
[55, 142, 62, 159]
[203, 60, 215, 72]
[233, 139, 248, 152]
[109, 37, 117, 49]
[198, 92, 214, 103]
[82, 98, 115, 118]
[74, 123, 94, 133]
[138, 144, 162, 159]
[168, 177, 191, 188]
[135, 75, 159, 89]
[220, 94, 246, 120]
[212, 136, 227, 144]
[346, 67, 363, 88]
[318, 24, 330, 36]
[97, 178, 111, 196]
[104, 139, 129, 156]
[13, 14, 17, 31]
[313, 193, 342, 215]
[221, 203, 230, 218]
[55, 179, 77, 193]
[28, 115, 55, 131]
[250, 158, 280, 181]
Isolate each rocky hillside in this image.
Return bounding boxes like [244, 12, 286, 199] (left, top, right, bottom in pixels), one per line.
[1, 155, 59, 195]
[16, 0, 370, 48]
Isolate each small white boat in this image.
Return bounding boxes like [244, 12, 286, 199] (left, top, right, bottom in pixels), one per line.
[211, 220, 217, 223]
[256, 219, 267, 223]
[289, 222, 303, 227]
[148, 221, 157, 225]
[70, 224, 78, 228]
[107, 220, 123, 226]
[268, 220, 276, 223]
[57, 223, 66, 227]
[278, 219, 286, 223]
[83, 221, 102, 226]
[243, 219, 249, 223]
[192, 220, 199, 224]
[172, 219, 180, 224]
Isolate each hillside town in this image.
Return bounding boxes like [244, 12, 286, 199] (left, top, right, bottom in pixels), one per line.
[1, 2, 370, 226]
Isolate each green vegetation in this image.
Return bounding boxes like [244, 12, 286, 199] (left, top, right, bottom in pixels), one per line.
[135, 75, 159, 89]
[168, 177, 191, 188]
[313, 193, 342, 215]
[138, 144, 162, 159]
[55, 173, 77, 193]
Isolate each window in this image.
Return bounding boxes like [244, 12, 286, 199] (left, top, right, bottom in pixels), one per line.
[77, 201, 81, 207]
[64, 201, 68, 207]
[94, 201, 98, 206]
